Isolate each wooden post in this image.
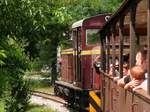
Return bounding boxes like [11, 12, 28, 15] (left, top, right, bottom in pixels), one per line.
[129, 1, 137, 68]
[147, 0, 150, 95]
[119, 16, 125, 78]
[106, 34, 110, 74]
[100, 33, 106, 72]
[112, 24, 116, 77]
[100, 32, 106, 111]
[103, 36, 106, 72]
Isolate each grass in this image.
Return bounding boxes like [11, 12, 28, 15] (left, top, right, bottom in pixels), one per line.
[35, 87, 54, 93]
[27, 72, 56, 111]
[26, 104, 57, 112]
[30, 79, 50, 88]
[26, 72, 50, 78]
[29, 79, 54, 93]
[25, 71, 54, 94]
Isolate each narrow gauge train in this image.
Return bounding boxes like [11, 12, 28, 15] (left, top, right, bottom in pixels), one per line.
[54, 14, 110, 110]
[99, 0, 150, 112]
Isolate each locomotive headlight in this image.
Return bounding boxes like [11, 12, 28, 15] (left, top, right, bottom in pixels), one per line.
[95, 61, 101, 68]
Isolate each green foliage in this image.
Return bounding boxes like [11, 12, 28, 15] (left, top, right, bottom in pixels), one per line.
[0, 0, 49, 38]
[30, 79, 50, 89]
[0, 100, 5, 112]
[25, 72, 54, 93]
[100, 0, 123, 12]
[0, 51, 6, 65]
[50, 0, 123, 25]
[0, 38, 31, 112]
[4, 38, 31, 71]
[30, 58, 42, 71]
[5, 80, 31, 112]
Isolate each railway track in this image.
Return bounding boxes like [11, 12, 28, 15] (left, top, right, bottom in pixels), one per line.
[32, 91, 67, 105]
[32, 91, 88, 112]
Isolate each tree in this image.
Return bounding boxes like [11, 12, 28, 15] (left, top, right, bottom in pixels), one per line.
[0, 0, 50, 111]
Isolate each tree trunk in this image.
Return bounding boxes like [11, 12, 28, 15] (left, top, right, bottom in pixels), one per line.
[50, 40, 58, 85]
[51, 61, 57, 85]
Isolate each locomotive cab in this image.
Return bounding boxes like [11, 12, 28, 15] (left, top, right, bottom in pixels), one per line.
[55, 14, 110, 110]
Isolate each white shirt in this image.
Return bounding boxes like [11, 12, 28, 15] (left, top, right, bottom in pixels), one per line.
[133, 79, 147, 91]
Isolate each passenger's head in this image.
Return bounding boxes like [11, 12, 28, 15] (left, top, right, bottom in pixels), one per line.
[123, 63, 129, 76]
[130, 65, 145, 80]
[123, 54, 129, 63]
[115, 58, 119, 70]
[136, 49, 147, 66]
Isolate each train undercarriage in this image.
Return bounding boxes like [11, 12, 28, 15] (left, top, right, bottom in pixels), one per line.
[54, 81, 100, 111]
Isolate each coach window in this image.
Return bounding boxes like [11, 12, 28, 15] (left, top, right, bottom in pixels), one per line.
[86, 29, 100, 45]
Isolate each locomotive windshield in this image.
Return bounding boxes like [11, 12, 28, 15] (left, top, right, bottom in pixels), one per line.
[86, 29, 100, 45]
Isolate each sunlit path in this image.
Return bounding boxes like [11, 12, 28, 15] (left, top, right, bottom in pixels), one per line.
[30, 95, 70, 112]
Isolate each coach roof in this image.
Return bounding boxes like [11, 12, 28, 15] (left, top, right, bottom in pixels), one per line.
[99, 0, 147, 35]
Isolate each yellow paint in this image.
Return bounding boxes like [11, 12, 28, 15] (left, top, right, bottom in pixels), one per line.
[61, 51, 73, 54]
[89, 91, 101, 106]
[61, 50, 100, 55]
[61, 49, 130, 55]
[81, 50, 100, 55]
[89, 104, 96, 112]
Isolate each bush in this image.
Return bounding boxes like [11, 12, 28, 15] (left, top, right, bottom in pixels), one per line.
[5, 80, 31, 112]
[0, 38, 31, 112]
[0, 100, 5, 112]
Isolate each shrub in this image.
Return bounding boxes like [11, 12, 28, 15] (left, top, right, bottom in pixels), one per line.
[0, 38, 31, 112]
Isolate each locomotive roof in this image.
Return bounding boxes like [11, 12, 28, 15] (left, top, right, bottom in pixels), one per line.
[72, 19, 84, 28]
[72, 14, 110, 29]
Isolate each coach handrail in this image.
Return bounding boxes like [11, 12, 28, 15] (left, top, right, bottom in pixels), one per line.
[101, 71, 150, 104]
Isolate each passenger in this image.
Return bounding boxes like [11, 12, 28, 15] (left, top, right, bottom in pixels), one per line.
[133, 78, 147, 91]
[124, 66, 145, 90]
[108, 64, 113, 76]
[115, 59, 120, 76]
[114, 62, 129, 81]
[135, 49, 147, 69]
[123, 63, 129, 76]
[133, 60, 148, 91]
[93, 55, 101, 74]
[109, 58, 119, 76]
[117, 49, 147, 87]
